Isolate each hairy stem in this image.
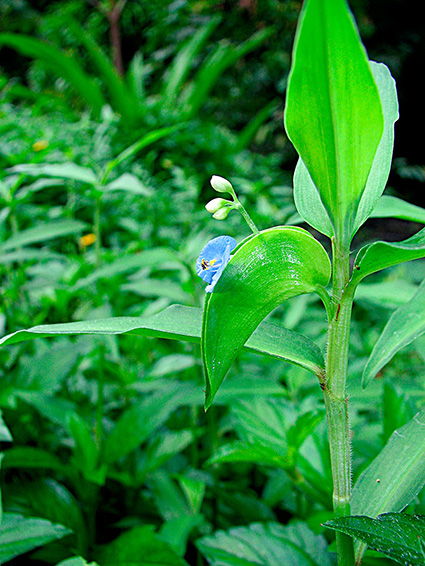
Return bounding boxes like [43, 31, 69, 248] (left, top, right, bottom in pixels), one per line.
[324, 238, 355, 566]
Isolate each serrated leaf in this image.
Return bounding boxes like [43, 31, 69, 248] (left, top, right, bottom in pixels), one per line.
[351, 408, 425, 564]
[325, 513, 425, 566]
[293, 61, 397, 241]
[0, 305, 325, 378]
[285, 0, 384, 245]
[0, 512, 71, 563]
[202, 227, 330, 408]
[362, 279, 425, 387]
[197, 521, 334, 566]
[350, 227, 425, 289]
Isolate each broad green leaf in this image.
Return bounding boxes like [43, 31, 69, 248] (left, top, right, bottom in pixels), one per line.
[350, 227, 425, 289]
[0, 512, 71, 563]
[68, 413, 105, 485]
[352, 407, 425, 562]
[197, 521, 334, 566]
[74, 247, 177, 289]
[2, 447, 65, 472]
[0, 220, 87, 252]
[284, 0, 384, 245]
[95, 525, 189, 566]
[293, 62, 398, 240]
[325, 513, 425, 566]
[104, 172, 152, 196]
[362, 279, 425, 387]
[202, 227, 330, 408]
[0, 305, 325, 377]
[352, 62, 399, 233]
[9, 162, 97, 184]
[0, 248, 65, 264]
[0, 33, 105, 114]
[370, 195, 425, 223]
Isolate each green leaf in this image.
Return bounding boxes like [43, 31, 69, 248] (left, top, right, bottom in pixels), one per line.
[284, 0, 384, 245]
[370, 195, 425, 224]
[362, 279, 425, 387]
[351, 408, 425, 565]
[0, 305, 325, 377]
[293, 62, 398, 240]
[197, 521, 334, 566]
[103, 384, 196, 465]
[55, 557, 99, 566]
[0, 410, 12, 441]
[325, 513, 425, 566]
[354, 280, 416, 310]
[0, 512, 71, 563]
[352, 62, 399, 233]
[0, 33, 105, 114]
[104, 173, 152, 196]
[350, 227, 425, 289]
[2, 447, 65, 472]
[0, 220, 87, 252]
[202, 227, 330, 408]
[9, 163, 97, 184]
[68, 413, 105, 485]
[95, 525, 189, 566]
[161, 16, 221, 106]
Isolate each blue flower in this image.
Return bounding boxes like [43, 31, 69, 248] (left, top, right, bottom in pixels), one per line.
[196, 235, 237, 293]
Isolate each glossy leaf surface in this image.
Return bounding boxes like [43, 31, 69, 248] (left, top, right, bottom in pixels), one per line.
[351, 408, 425, 563]
[285, 0, 384, 245]
[293, 62, 397, 240]
[362, 279, 425, 387]
[325, 513, 425, 566]
[0, 304, 324, 376]
[197, 521, 334, 566]
[202, 227, 330, 408]
[350, 227, 425, 289]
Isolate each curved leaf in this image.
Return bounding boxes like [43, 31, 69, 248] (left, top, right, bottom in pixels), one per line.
[370, 195, 425, 224]
[0, 33, 105, 114]
[350, 227, 425, 289]
[0, 305, 324, 377]
[293, 62, 397, 241]
[202, 227, 331, 408]
[285, 0, 384, 245]
[0, 220, 87, 252]
[362, 279, 425, 387]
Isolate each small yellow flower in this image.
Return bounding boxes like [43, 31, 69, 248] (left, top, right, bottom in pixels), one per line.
[79, 233, 96, 247]
[32, 140, 49, 152]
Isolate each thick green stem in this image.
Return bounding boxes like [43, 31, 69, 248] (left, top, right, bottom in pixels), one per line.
[324, 238, 355, 566]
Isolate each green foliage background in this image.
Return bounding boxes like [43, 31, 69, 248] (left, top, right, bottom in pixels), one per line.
[1, 1, 425, 565]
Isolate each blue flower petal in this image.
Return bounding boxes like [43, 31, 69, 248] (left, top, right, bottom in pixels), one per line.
[196, 235, 236, 292]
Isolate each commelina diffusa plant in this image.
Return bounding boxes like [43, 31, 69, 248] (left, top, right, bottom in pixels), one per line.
[4, 0, 425, 564]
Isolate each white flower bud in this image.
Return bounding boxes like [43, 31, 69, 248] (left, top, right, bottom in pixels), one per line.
[210, 175, 234, 194]
[205, 198, 229, 214]
[212, 207, 231, 220]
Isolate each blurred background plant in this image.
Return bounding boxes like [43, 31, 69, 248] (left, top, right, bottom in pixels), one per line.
[1, 1, 425, 565]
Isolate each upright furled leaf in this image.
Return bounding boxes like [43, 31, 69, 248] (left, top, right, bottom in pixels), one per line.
[284, 0, 384, 245]
[202, 227, 331, 408]
[294, 62, 398, 240]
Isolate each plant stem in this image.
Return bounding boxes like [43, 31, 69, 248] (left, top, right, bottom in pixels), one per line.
[324, 238, 355, 566]
[94, 196, 102, 267]
[236, 202, 259, 234]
